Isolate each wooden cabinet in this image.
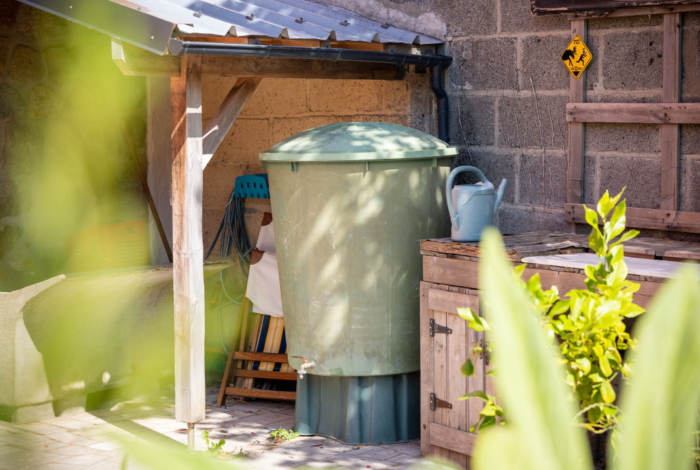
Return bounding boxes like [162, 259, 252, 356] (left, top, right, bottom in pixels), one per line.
[420, 283, 490, 468]
[418, 231, 695, 468]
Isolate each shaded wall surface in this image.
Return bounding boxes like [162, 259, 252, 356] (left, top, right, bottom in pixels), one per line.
[315, 0, 700, 238]
[0, 0, 148, 290]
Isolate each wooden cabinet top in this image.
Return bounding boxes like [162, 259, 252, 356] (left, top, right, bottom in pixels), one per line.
[420, 231, 700, 262]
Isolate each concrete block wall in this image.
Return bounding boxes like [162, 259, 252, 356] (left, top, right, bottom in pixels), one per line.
[317, 0, 700, 237]
[199, 73, 434, 256]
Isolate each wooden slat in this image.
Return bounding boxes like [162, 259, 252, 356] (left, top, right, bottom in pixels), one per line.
[565, 203, 700, 234]
[225, 387, 296, 401]
[568, 4, 700, 19]
[429, 423, 477, 456]
[446, 305, 469, 468]
[661, 13, 682, 211]
[424, 256, 479, 290]
[566, 103, 700, 124]
[432, 306, 450, 462]
[531, 0, 700, 15]
[567, 19, 587, 204]
[202, 78, 262, 168]
[420, 282, 436, 458]
[466, 298, 484, 440]
[428, 289, 479, 315]
[173, 55, 206, 424]
[233, 369, 297, 381]
[423, 254, 659, 306]
[233, 352, 290, 363]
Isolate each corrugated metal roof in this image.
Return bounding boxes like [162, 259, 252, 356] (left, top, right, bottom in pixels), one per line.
[19, 0, 442, 56]
[125, 0, 443, 45]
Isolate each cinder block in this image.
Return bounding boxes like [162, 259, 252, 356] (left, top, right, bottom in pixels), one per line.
[521, 35, 574, 91]
[585, 123, 659, 154]
[681, 22, 700, 102]
[434, 0, 497, 36]
[0, 37, 9, 77]
[602, 31, 663, 91]
[381, 81, 410, 115]
[584, 154, 598, 205]
[681, 124, 700, 155]
[519, 153, 566, 205]
[7, 45, 44, 83]
[308, 80, 383, 114]
[497, 95, 568, 150]
[588, 14, 662, 30]
[497, 207, 569, 234]
[500, 0, 568, 33]
[202, 76, 238, 121]
[269, 116, 346, 145]
[449, 38, 518, 91]
[241, 79, 309, 118]
[0, 1, 19, 31]
[215, 118, 270, 165]
[451, 95, 495, 146]
[453, 148, 517, 204]
[598, 156, 660, 209]
[17, 5, 67, 41]
[680, 157, 700, 212]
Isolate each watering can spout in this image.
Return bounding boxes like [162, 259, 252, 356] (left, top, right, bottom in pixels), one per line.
[494, 179, 507, 213]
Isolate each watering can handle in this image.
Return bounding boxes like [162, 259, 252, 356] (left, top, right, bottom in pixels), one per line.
[446, 166, 490, 231]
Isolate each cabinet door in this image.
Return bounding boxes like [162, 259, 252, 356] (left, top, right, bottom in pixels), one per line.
[420, 282, 489, 469]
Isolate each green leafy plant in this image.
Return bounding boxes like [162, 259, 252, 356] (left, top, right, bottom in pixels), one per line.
[268, 428, 299, 442]
[460, 190, 645, 435]
[201, 430, 226, 455]
[469, 227, 700, 470]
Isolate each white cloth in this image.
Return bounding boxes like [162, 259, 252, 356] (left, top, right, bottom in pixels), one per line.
[246, 221, 284, 317]
[256, 222, 276, 253]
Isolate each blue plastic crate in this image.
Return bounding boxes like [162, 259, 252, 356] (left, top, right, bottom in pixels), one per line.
[233, 174, 269, 199]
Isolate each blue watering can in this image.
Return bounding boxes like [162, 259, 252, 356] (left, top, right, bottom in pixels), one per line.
[446, 166, 507, 242]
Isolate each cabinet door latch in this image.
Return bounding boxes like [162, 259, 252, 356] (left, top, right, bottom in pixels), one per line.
[479, 339, 491, 366]
[429, 393, 453, 411]
[430, 319, 453, 337]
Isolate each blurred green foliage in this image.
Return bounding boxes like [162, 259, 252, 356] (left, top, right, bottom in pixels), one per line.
[470, 228, 700, 470]
[461, 190, 645, 435]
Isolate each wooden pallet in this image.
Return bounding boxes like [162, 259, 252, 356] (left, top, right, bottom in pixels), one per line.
[216, 299, 296, 406]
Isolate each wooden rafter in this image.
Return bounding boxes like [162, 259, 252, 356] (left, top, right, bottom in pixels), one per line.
[566, 103, 700, 124]
[566, 20, 586, 205]
[202, 78, 262, 168]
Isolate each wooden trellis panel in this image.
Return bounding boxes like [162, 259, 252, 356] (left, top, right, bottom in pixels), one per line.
[564, 11, 700, 234]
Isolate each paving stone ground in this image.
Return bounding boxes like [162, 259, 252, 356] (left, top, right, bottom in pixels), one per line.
[0, 388, 439, 470]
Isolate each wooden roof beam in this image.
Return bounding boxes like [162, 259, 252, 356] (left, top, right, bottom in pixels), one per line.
[112, 38, 407, 80]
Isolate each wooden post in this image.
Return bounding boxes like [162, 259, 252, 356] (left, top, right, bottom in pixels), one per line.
[172, 55, 206, 428]
[566, 19, 587, 205]
[660, 13, 682, 211]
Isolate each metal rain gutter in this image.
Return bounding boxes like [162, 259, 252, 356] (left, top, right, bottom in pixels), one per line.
[169, 39, 453, 142]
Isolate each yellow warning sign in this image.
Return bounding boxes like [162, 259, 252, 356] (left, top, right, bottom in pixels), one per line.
[561, 35, 592, 79]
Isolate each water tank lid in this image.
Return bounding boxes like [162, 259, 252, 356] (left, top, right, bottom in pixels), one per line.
[260, 122, 458, 162]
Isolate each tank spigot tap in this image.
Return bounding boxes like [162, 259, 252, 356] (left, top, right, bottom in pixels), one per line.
[292, 356, 316, 380]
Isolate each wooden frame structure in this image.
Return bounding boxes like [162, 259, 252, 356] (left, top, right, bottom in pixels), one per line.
[558, 7, 700, 234]
[113, 36, 429, 437]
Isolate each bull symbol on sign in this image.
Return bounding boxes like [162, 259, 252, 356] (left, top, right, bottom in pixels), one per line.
[561, 46, 577, 67]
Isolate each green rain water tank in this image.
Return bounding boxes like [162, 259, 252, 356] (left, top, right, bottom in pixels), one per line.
[261, 122, 458, 377]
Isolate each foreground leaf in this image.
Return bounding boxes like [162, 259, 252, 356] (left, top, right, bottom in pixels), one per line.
[613, 263, 700, 470]
[473, 228, 591, 470]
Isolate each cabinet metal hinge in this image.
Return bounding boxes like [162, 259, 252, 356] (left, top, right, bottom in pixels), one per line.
[479, 339, 491, 366]
[429, 393, 453, 411]
[429, 319, 453, 337]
